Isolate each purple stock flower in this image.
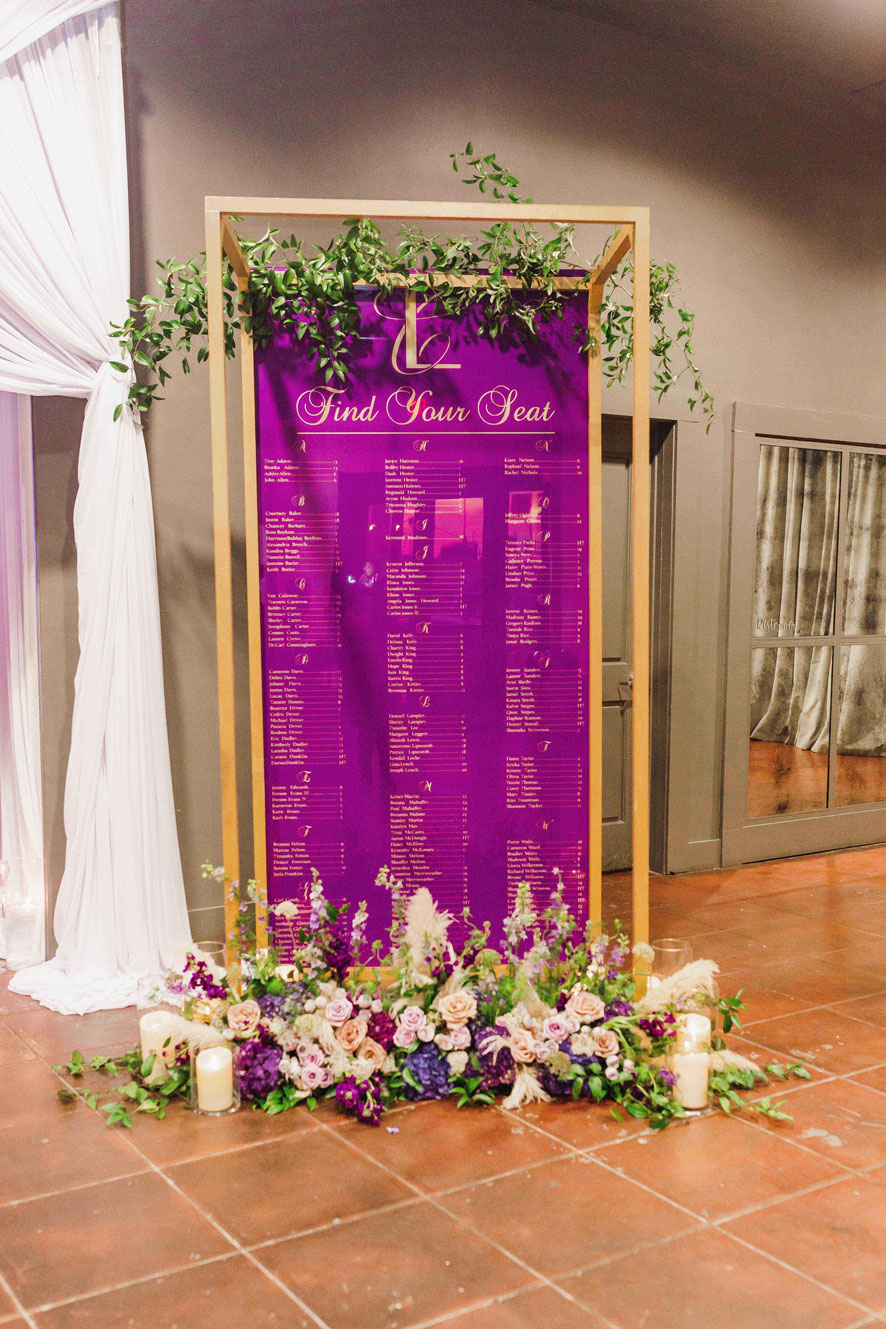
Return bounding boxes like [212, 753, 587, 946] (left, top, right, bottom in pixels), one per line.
[320, 914, 353, 981]
[472, 1023, 516, 1091]
[639, 1014, 677, 1043]
[658, 1066, 678, 1088]
[335, 1073, 386, 1124]
[183, 955, 226, 1001]
[366, 1010, 396, 1050]
[236, 1039, 282, 1101]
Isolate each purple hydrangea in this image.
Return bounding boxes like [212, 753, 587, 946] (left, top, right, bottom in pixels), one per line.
[658, 1065, 678, 1088]
[605, 999, 633, 1019]
[236, 1039, 282, 1101]
[257, 985, 306, 1022]
[402, 1043, 451, 1100]
[335, 1073, 386, 1124]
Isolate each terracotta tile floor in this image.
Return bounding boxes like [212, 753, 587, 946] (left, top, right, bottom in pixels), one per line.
[3, 847, 886, 1328]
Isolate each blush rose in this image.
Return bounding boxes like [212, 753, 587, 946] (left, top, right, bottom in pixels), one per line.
[226, 999, 261, 1038]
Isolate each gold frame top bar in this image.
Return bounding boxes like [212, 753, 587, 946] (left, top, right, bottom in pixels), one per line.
[208, 196, 649, 226]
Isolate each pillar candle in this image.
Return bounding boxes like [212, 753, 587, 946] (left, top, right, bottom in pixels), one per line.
[670, 1012, 711, 1111]
[139, 1010, 173, 1083]
[195, 1045, 234, 1112]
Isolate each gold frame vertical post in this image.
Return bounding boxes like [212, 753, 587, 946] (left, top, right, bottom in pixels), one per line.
[630, 212, 652, 963]
[205, 208, 242, 985]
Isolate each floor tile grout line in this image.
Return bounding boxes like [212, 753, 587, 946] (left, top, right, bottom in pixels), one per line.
[405, 1278, 624, 1329]
[0, 1166, 153, 1212]
[309, 1111, 605, 1312]
[19, 1252, 242, 1318]
[0, 1266, 38, 1329]
[715, 1224, 878, 1317]
[105, 1125, 336, 1329]
[244, 1195, 424, 1251]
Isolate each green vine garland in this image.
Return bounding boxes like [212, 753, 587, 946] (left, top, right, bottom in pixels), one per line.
[111, 146, 713, 427]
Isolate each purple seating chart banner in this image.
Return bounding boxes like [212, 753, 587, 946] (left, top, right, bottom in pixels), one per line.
[254, 290, 589, 952]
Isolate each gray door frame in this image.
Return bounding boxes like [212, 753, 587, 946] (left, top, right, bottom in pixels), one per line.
[722, 401, 886, 865]
[600, 414, 676, 874]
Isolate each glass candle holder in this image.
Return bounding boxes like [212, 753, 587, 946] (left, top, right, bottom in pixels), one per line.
[651, 937, 693, 979]
[188, 1042, 240, 1115]
[6, 897, 41, 970]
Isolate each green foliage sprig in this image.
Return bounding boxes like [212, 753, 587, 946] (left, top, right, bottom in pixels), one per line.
[110, 145, 713, 428]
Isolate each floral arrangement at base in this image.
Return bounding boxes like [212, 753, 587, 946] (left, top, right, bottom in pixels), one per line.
[56, 867, 809, 1129]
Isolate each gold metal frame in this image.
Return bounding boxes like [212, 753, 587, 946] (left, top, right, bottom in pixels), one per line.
[204, 196, 651, 974]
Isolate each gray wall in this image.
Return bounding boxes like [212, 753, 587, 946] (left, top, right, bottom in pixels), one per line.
[34, 0, 886, 936]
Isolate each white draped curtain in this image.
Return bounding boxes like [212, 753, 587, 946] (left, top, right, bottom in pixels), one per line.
[0, 394, 44, 948]
[0, 3, 191, 1012]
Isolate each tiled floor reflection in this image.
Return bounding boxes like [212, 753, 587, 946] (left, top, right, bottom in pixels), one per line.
[4, 845, 886, 1327]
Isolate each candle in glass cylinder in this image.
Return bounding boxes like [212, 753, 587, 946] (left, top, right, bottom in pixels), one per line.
[195, 1045, 234, 1112]
[139, 1010, 173, 1083]
[670, 1013, 711, 1111]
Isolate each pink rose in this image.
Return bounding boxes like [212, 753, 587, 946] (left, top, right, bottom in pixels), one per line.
[336, 1019, 366, 1053]
[417, 1022, 436, 1042]
[511, 1027, 536, 1063]
[297, 1041, 325, 1066]
[593, 1028, 619, 1059]
[450, 1024, 471, 1050]
[300, 1061, 329, 1091]
[437, 991, 478, 1029]
[324, 997, 353, 1027]
[398, 1005, 426, 1033]
[226, 999, 261, 1039]
[360, 1038, 387, 1071]
[543, 1014, 572, 1044]
[565, 990, 606, 1024]
[605, 1065, 619, 1081]
[393, 1024, 418, 1049]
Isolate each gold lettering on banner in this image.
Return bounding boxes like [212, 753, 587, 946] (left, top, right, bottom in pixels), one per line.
[390, 292, 461, 374]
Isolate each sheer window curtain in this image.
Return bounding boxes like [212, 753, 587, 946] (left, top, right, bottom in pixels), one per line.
[0, 4, 191, 1012]
[751, 445, 886, 758]
[0, 393, 44, 949]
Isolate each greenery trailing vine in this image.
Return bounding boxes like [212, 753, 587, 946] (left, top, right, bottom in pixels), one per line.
[110, 145, 713, 427]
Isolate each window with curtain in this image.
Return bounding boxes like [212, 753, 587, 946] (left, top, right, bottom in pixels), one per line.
[748, 443, 886, 818]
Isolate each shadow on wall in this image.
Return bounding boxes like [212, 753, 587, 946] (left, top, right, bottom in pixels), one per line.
[121, 0, 886, 265]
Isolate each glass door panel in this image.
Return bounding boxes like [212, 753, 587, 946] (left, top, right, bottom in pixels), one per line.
[834, 643, 886, 806]
[752, 445, 839, 638]
[748, 645, 831, 817]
